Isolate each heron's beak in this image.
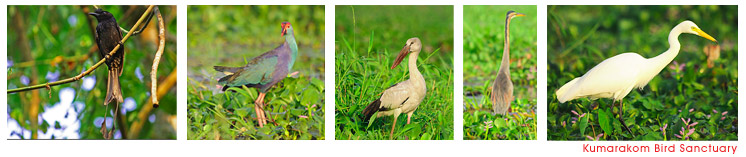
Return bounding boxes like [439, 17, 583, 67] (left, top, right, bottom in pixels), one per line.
[693, 27, 717, 43]
[391, 45, 410, 69]
[515, 13, 525, 17]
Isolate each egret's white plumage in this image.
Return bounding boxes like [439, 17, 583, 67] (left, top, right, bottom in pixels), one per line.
[556, 21, 716, 103]
[555, 20, 717, 135]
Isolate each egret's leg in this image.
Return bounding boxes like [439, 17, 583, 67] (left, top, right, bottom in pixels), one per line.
[617, 101, 634, 136]
[390, 115, 398, 140]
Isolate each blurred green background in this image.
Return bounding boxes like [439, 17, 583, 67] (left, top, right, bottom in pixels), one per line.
[7, 5, 178, 139]
[547, 5, 737, 140]
[187, 5, 325, 140]
[335, 5, 454, 140]
[462, 5, 537, 140]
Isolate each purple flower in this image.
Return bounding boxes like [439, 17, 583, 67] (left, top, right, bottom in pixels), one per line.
[82, 75, 96, 91]
[298, 115, 308, 119]
[135, 67, 144, 82]
[148, 114, 156, 123]
[67, 15, 78, 27]
[122, 97, 137, 114]
[46, 70, 60, 82]
[668, 61, 686, 76]
[688, 122, 699, 128]
[20, 75, 29, 85]
[571, 110, 579, 116]
[7, 59, 13, 68]
[712, 109, 718, 114]
[660, 124, 668, 132]
[586, 133, 603, 141]
[689, 108, 694, 112]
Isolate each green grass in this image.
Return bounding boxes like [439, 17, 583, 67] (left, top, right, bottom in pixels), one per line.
[547, 5, 738, 141]
[462, 5, 537, 140]
[186, 5, 325, 140]
[334, 5, 454, 140]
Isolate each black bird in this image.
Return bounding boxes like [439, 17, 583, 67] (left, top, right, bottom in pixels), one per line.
[89, 8, 124, 105]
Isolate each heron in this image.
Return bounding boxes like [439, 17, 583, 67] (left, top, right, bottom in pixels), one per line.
[491, 11, 525, 115]
[555, 20, 717, 135]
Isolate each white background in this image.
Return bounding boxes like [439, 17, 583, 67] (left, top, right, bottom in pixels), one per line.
[1, 0, 742, 156]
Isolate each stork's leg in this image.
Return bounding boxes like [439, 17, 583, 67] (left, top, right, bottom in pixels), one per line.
[616, 100, 634, 136]
[390, 115, 398, 140]
[406, 112, 414, 125]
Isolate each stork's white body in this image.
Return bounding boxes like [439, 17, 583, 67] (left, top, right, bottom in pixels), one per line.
[375, 53, 427, 120]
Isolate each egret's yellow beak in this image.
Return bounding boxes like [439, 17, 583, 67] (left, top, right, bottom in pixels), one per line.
[515, 13, 525, 17]
[693, 27, 717, 43]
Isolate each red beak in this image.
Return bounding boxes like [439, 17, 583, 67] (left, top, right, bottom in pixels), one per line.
[391, 45, 410, 69]
[281, 24, 287, 37]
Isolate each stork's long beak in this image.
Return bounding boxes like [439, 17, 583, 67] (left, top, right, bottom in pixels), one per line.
[391, 45, 410, 69]
[693, 27, 717, 43]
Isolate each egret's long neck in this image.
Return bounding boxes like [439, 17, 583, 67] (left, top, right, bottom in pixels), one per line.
[647, 27, 682, 76]
[285, 27, 299, 70]
[408, 50, 425, 87]
[500, 16, 512, 73]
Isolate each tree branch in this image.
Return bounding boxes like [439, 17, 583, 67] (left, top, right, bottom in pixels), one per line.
[151, 6, 165, 108]
[128, 69, 176, 138]
[7, 5, 156, 94]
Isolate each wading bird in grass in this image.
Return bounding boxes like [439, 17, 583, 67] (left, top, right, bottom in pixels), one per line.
[214, 22, 298, 128]
[362, 37, 427, 139]
[491, 11, 524, 116]
[555, 21, 717, 136]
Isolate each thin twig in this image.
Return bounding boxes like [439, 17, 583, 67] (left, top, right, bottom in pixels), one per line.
[128, 69, 176, 138]
[7, 5, 156, 94]
[119, 7, 154, 36]
[151, 6, 165, 108]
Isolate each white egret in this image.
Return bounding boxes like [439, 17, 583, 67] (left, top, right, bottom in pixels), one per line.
[555, 20, 717, 135]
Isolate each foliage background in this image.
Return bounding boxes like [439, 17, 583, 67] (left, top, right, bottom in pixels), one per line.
[7, 5, 178, 139]
[186, 5, 325, 140]
[462, 5, 537, 140]
[547, 5, 737, 140]
[335, 5, 454, 140]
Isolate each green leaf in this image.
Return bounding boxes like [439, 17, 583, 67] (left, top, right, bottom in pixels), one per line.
[579, 115, 589, 136]
[598, 109, 612, 136]
[366, 115, 377, 130]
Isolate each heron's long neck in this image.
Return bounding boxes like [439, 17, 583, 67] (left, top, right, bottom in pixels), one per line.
[500, 16, 512, 74]
[647, 28, 682, 76]
[285, 28, 299, 70]
[408, 51, 425, 87]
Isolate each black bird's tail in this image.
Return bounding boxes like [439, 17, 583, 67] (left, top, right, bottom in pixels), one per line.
[105, 69, 124, 105]
[362, 98, 381, 120]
